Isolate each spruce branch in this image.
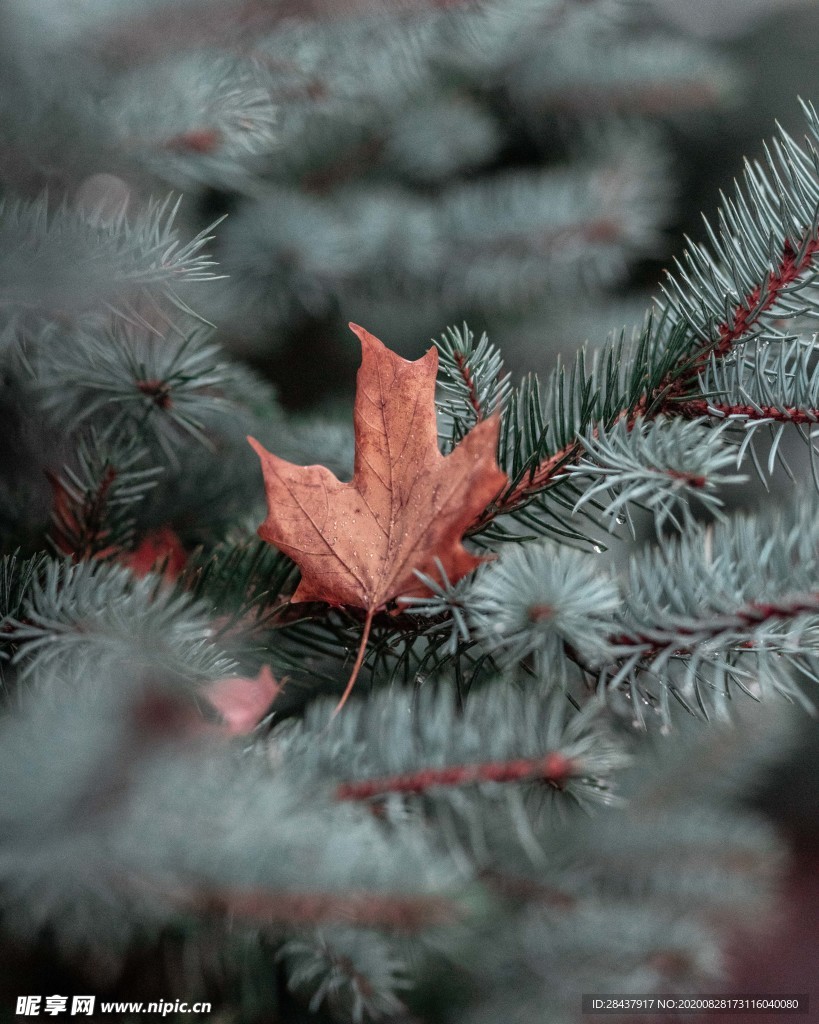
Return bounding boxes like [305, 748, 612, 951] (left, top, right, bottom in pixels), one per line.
[0, 2, 801, 1014]
[0, 193, 222, 320]
[6, 558, 236, 684]
[435, 324, 511, 452]
[183, 532, 299, 627]
[678, 337, 819, 473]
[507, 12, 736, 120]
[469, 542, 620, 675]
[193, 888, 460, 933]
[334, 752, 575, 801]
[279, 928, 410, 1023]
[110, 53, 278, 192]
[283, 684, 630, 821]
[662, 101, 819, 357]
[222, 94, 819, 725]
[436, 149, 669, 305]
[467, 327, 648, 541]
[0, 668, 464, 969]
[602, 508, 819, 721]
[216, 132, 668, 344]
[94, 0, 482, 67]
[399, 560, 473, 656]
[0, 552, 50, 648]
[460, 106, 819, 538]
[681, 399, 819, 425]
[569, 417, 745, 534]
[46, 431, 162, 562]
[36, 321, 239, 455]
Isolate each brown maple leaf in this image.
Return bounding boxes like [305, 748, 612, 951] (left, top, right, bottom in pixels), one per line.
[121, 526, 187, 582]
[202, 665, 283, 736]
[248, 323, 507, 710]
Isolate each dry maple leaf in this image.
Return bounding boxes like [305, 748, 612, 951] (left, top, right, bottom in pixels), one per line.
[122, 526, 187, 582]
[202, 665, 283, 736]
[248, 323, 507, 711]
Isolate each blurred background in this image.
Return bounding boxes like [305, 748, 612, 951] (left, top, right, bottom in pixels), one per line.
[3, 0, 819, 406]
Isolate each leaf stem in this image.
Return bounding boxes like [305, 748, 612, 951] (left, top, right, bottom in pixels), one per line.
[332, 606, 374, 717]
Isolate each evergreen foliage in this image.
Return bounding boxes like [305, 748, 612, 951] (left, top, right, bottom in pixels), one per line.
[0, 0, 735, 356]
[0, 1, 816, 1021]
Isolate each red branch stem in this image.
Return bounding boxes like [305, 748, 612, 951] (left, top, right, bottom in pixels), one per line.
[470, 443, 580, 529]
[478, 869, 577, 909]
[98, 0, 480, 65]
[710, 237, 819, 361]
[678, 399, 819, 424]
[197, 887, 460, 932]
[610, 592, 819, 659]
[335, 751, 575, 801]
[537, 81, 721, 117]
[47, 465, 119, 561]
[454, 351, 483, 419]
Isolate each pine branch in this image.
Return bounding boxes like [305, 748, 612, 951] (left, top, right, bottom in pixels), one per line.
[459, 108, 819, 539]
[36, 321, 240, 457]
[435, 324, 511, 452]
[662, 102, 819, 356]
[198, 888, 459, 932]
[111, 54, 278, 192]
[283, 684, 630, 822]
[569, 417, 744, 534]
[6, 558, 236, 684]
[0, 193, 222, 320]
[46, 431, 162, 562]
[335, 751, 574, 801]
[601, 508, 819, 720]
[279, 928, 410, 1023]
